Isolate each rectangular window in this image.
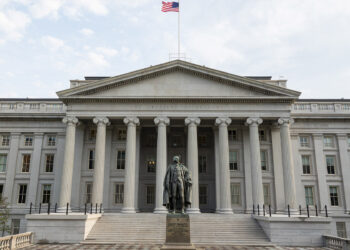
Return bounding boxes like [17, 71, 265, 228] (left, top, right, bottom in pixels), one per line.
[336, 222, 347, 238]
[259, 130, 266, 141]
[42, 184, 51, 204]
[18, 184, 27, 204]
[146, 185, 155, 204]
[330, 186, 339, 206]
[21, 154, 31, 172]
[0, 184, 3, 200]
[302, 155, 311, 174]
[299, 136, 310, 147]
[304, 186, 314, 206]
[45, 154, 54, 173]
[47, 135, 56, 146]
[117, 129, 127, 141]
[229, 151, 238, 171]
[228, 129, 237, 141]
[0, 134, 10, 146]
[230, 183, 241, 205]
[171, 135, 184, 148]
[263, 184, 271, 205]
[11, 219, 20, 235]
[198, 155, 207, 173]
[88, 150, 94, 170]
[260, 150, 268, 171]
[89, 129, 96, 140]
[115, 184, 124, 204]
[147, 157, 156, 173]
[24, 136, 33, 146]
[326, 155, 336, 175]
[323, 136, 334, 148]
[0, 154, 7, 172]
[199, 185, 207, 205]
[116, 150, 125, 170]
[146, 134, 156, 147]
[85, 183, 92, 204]
[198, 135, 208, 147]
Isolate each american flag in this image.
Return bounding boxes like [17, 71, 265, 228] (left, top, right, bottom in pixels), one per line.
[162, 1, 179, 12]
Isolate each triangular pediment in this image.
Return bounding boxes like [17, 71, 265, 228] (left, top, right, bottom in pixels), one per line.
[57, 60, 300, 101]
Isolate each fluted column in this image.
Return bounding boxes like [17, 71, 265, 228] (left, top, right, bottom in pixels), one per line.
[215, 117, 233, 214]
[59, 116, 79, 210]
[278, 118, 298, 212]
[246, 117, 264, 212]
[185, 117, 201, 213]
[91, 117, 110, 207]
[122, 117, 140, 213]
[154, 117, 170, 213]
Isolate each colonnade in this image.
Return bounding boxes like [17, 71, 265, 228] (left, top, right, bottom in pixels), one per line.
[58, 116, 297, 213]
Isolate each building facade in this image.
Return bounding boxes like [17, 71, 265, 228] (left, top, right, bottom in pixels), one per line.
[0, 60, 349, 237]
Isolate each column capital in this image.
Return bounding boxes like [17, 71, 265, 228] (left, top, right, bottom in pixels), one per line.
[185, 117, 201, 126]
[123, 117, 140, 126]
[278, 117, 294, 126]
[215, 117, 232, 127]
[154, 117, 170, 126]
[245, 117, 263, 126]
[62, 116, 79, 126]
[93, 117, 110, 126]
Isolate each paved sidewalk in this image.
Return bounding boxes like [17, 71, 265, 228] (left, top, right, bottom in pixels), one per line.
[22, 244, 328, 250]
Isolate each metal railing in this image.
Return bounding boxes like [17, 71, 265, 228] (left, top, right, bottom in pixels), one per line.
[27, 202, 103, 215]
[0, 232, 33, 250]
[324, 235, 350, 250]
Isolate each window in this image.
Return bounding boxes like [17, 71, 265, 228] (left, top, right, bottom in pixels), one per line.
[115, 184, 124, 204]
[146, 134, 156, 147]
[147, 157, 156, 173]
[199, 185, 207, 205]
[336, 222, 347, 238]
[299, 136, 310, 147]
[0, 134, 10, 146]
[171, 135, 184, 148]
[89, 129, 96, 140]
[198, 135, 208, 147]
[323, 136, 334, 148]
[117, 129, 127, 141]
[0, 184, 3, 200]
[260, 150, 268, 171]
[42, 184, 51, 204]
[21, 154, 31, 172]
[304, 186, 314, 206]
[146, 185, 155, 204]
[329, 186, 339, 206]
[326, 156, 336, 175]
[18, 184, 27, 204]
[229, 151, 238, 171]
[24, 136, 33, 146]
[302, 155, 311, 174]
[45, 154, 54, 173]
[263, 184, 271, 205]
[47, 135, 56, 146]
[230, 184, 241, 205]
[11, 219, 20, 235]
[88, 150, 94, 170]
[0, 154, 7, 172]
[259, 130, 266, 141]
[198, 155, 207, 173]
[85, 183, 92, 204]
[116, 150, 125, 170]
[228, 129, 237, 141]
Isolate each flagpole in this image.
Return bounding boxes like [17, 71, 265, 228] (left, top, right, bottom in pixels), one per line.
[178, 0, 180, 58]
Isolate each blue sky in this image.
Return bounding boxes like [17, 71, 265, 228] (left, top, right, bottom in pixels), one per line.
[0, 0, 350, 98]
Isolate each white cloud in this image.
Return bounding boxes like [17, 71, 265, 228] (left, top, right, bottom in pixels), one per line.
[80, 28, 94, 36]
[41, 36, 65, 51]
[96, 47, 118, 57]
[28, 0, 62, 19]
[0, 9, 31, 42]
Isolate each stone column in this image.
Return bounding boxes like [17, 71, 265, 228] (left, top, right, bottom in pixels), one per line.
[215, 117, 233, 214]
[154, 117, 170, 213]
[246, 117, 264, 212]
[336, 134, 350, 211]
[91, 117, 110, 207]
[122, 117, 140, 213]
[58, 116, 79, 210]
[185, 117, 201, 213]
[278, 118, 298, 212]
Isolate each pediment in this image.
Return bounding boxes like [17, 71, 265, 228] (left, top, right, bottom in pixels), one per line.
[57, 60, 300, 101]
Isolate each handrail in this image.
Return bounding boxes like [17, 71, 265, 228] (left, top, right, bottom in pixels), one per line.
[0, 232, 33, 250]
[323, 234, 350, 250]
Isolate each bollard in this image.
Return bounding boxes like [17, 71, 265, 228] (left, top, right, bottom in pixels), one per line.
[39, 203, 42, 214]
[55, 203, 57, 213]
[325, 205, 328, 217]
[253, 204, 255, 215]
[263, 204, 265, 216]
[258, 205, 260, 216]
[299, 205, 302, 215]
[100, 204, 102, 213]
[315, 205, 318, 216]
[288, 204, 290, 217]
[29, 202, 32, 214]
[269, 205, 271, 217]
[95, 203, 98, 214]
[307, 205, 310, 218]
[84, 203, 87, 215]
[47, 203, 50, 215]
[90, 203, 93, 214]
[66, 203, 69, 215]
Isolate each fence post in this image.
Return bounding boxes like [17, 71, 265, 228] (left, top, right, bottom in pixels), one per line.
[325, 205, 328, 217]
[257, 205, 260, 216]
[90, 203, 93, 214]
[263, 204, 265, 216]
[288, 204, 290, 217]
[307, 205, 310, 218]
[315, 205, 318, 216]
[269, 205, 271, 217]
[95, 204, 98, 214]
[100, 204, 102, 213]
[39, 203, 41, 214]
[55, 203, 57, 213]
[66, 203, 69, 215]
[47, 203, 50, 215]
[29, 202, 32, 214]
[253, 204, 255, 215]
[299, 205, 302, 215]
[84, 203, 87, 215]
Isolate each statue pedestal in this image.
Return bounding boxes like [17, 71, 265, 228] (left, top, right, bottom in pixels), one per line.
[161, 214, 196, 250]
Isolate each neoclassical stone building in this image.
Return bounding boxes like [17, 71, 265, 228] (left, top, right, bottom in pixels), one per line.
[0, 60, 349, 237]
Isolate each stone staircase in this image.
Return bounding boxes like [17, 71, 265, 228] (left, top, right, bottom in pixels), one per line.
[83, 213, 271, 246]
[190, 214, 271, 246]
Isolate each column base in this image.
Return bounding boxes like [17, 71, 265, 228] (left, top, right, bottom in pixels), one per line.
[186, 208, 201, 214]
[121, 207, 137, 214]
[217, 208, 233, 214]
[154, 207, 168, 214]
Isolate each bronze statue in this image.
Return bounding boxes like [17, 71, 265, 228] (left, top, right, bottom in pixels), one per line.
[163, 156, 192, 214]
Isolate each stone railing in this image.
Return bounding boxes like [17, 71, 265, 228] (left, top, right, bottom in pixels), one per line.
[324, 235, 350, 250]
[0, 100, 66, 114]
[0, 232, 33, 249]
[292, 102, 350, 115]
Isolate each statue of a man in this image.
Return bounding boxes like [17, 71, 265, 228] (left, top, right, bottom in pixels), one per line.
[163, 156, 192, 214]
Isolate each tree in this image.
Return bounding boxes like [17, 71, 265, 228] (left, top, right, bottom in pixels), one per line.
[0, 197, 11, 236]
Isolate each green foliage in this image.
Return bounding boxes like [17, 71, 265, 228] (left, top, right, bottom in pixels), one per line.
[0, 197, 10, 236]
